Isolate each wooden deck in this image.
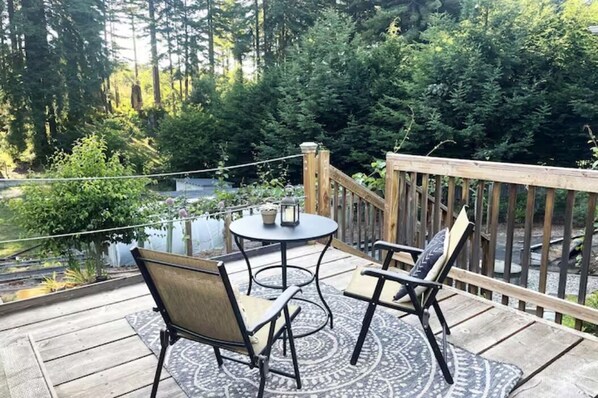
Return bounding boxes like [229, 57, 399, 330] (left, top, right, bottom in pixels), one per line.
[1, 243, 597, 397]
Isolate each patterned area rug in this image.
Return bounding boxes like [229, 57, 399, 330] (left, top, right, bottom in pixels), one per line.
[127, 277, 522, 397]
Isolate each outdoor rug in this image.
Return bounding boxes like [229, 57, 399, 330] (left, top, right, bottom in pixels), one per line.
[127, 276, 522, 397]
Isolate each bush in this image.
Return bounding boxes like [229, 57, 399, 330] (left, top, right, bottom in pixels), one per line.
[10, 136, 149, 279]
[156, 108, 223, 172]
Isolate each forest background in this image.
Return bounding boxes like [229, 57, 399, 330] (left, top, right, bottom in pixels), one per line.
[0, 0, 597, 180]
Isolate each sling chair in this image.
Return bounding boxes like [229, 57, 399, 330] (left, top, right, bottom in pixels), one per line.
[132, 247, 303, 398]
[343, 206, 474, 384]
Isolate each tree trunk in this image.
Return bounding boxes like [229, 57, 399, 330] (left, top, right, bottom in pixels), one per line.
[131, 13, 139, 80]
[254, 0, 260, 74]
[148, 0, 161, 107]
[207, 0, 215, 75]
[263, 0, 272, 67]
[183, 0, 189, 97]
[102, 0, 112, 113]
[21, 0, 52, 162]
[164, 0, 176, 111]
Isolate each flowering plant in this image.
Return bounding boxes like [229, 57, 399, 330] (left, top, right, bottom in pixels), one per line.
[260, 202, 278, 212]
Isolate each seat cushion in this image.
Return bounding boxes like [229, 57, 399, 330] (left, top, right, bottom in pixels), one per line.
[344, 265, 417, 309]
[393, 228, 449, 301]
[238, 294, 299, 355]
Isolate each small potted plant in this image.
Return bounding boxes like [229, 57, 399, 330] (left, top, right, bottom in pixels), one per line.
[260, 201, 278, 225]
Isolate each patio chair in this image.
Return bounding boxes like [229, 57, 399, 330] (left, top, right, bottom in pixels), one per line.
[131, 248, 303, 398]
[343, 206, 474, 384]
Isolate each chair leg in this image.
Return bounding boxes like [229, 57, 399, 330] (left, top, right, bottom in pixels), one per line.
[257, 357, 268, 398]
[350, 302, 377, 366]
[421, 322, 454, 384]
[433, 301, 451, 335]
[151, 329, 170, 398]
[213, 347, 223, 367]
[284, 308, 302, 390]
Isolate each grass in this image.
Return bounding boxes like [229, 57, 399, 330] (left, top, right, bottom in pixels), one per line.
[0, 194, 27, 258]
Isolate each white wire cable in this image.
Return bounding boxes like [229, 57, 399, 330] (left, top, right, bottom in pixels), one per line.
[0, 196, 306, 246]
[1, 154, 302, 184]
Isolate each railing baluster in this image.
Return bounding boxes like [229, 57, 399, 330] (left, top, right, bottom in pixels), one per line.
[370, 203, 375, 257]
[456, 178, 470, 291]
[519, 186, 536, 312]
[470, 181, 485, 295]
[357, 196, 363, 252]
[555, 190, 575, 324]
[537, 188, 555, 318]
[364, 202, 370, 255]
[332, 181, 339, 224]
[575, 193, 597, 330]
[350, 191, 355, 247]
[447, 177, 456, 229]
[409, 172, 418, 247]
[433, 175, 442, 235]
[483, 182, 501, 300]
[341, 186, 347, 242]
[398, 172, 407, 245]
[419, 174, 429, 248]
[502, 184, 518, 305]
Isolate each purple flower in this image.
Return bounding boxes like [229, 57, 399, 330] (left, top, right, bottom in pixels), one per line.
[179, 208, 188, 218]
[165, 197, 174, 206]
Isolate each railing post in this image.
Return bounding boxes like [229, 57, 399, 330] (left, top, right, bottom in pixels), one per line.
[317, 149, 331, 218]
[383, 156, 399, 244]
[300, 142, 318, 214]
[224, 210, 233, 254]
[185, 219, 193, 256]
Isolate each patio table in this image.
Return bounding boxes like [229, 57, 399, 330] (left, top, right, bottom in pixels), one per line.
[230, 213, 338, 337]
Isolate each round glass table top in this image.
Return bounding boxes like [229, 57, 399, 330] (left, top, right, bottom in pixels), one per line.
[229, 213, 338, 242]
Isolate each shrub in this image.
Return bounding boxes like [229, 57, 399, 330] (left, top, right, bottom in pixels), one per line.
[10, 136, 149, 279]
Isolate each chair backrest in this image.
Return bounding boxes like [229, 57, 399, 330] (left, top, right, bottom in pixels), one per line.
[131, 248, 250, 350]
[437, 205, 475, 283]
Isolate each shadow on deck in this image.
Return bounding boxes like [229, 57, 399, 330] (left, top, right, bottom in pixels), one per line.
[1, 243, 597, 397]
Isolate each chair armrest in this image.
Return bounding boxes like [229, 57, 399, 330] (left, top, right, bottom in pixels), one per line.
[247, 285, 302, 334]
[373, 241, 424, 257]
[361, 268, 442, 289]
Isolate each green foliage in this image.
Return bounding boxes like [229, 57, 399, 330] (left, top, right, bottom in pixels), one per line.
[259, 10, 374, 175]
[352, 160, 386, 195]
[563, 290, 598, 336]
[70, 116, 161, 174]
[10, 136, 149, 277]
[156, 108, 222, 172]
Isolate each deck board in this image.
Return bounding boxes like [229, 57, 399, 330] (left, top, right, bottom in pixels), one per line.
[402, 293, 493, 333]
[120, 377, 186, 398]
[46, 336, 151, 386]
[510, 339, 598, 397]
[38, 319, 136, 361]
[0, 244, 597, 398]
[447, 307, 534, 354]
[481, 322, 582, 385]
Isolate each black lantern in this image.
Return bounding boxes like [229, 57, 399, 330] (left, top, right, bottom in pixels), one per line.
[280, 185, 300, 226]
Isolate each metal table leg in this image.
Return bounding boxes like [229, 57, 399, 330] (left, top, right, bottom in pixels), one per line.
[234, 234, 253, 296]
[315, 235, 334, 329]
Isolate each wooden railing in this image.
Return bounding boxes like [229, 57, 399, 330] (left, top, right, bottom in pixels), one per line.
[384, 154, 598, 330]
[301, 143, 598, 331]
[301, 146, 386, 260]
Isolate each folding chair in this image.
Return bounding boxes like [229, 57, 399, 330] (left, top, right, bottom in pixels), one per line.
[132, 248, 303, 397]
[343, 206, 474, 384]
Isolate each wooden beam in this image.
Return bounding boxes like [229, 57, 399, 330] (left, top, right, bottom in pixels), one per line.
[383, 159, 399, 244]
[317, 150, 331, 217]
[329, 166, 385, 210]
[300, 142, 318, 214]
[448, 267, 598, 325]
[331, 238, 379, 263]
[387, 153, 598, 193]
